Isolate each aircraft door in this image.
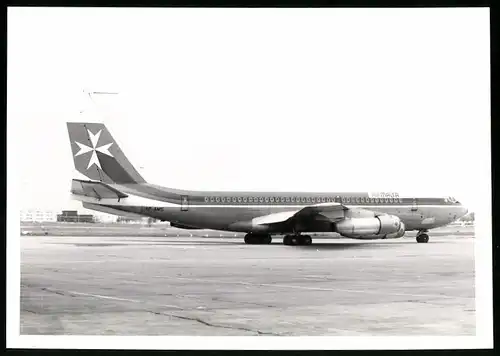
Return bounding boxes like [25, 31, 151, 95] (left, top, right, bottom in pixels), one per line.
[181, 195, 189, 211]
[411, 198, 418, 211]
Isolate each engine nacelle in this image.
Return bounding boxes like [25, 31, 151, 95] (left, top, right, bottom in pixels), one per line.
[383, 221, 406, 239]
[335, 215, 403, 239]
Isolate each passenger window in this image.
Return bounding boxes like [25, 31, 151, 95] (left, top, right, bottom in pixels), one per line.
[270, 197, 274, 203]
[222, 197, 226, 202]
[238, 197, 242, 203]
[346, 197, 351, 203]
[243, 197, 247, 203]
[233, 197, 237, 203]
[205, 197, 209, 202]
[216, 197, 220, 203]
[210, 197, 215, 203]
[265, 197, 269, 203]
[361, 197, 365, 203]
[248, 197, 253, 203]
[286, 197, 290, 203]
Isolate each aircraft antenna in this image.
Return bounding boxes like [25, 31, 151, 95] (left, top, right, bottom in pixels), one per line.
[79, 89, 119, 115]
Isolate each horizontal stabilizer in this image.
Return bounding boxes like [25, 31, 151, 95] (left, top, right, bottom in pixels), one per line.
[82, 202, 146, 219]
[71, 179, 128, 200]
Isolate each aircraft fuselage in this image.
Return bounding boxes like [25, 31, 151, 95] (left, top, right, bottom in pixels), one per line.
[77, 184, 467, 234]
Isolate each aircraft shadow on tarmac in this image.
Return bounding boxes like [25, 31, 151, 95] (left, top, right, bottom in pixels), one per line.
[63, 240, 407, 249]
[294, 242, 402, 250]
[97, 238, 401, 248]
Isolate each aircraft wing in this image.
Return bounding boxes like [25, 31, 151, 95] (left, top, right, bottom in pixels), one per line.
[252, 202, 347, 226]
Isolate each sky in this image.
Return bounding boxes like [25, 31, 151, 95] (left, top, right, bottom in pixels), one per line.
[8, 7, 490, 213]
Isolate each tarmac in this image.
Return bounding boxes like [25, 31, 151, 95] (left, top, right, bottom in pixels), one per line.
[20, 227, 476, 336]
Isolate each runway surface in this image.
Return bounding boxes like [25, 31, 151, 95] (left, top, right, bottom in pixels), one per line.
[20, 232, 475, 336]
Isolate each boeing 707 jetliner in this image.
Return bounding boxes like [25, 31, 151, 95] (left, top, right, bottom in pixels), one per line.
[67, 122, 468, 245]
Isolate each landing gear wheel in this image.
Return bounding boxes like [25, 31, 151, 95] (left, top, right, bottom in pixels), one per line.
[416, 234, 429, 243]
[244, 234, 272, 245]
[244, 234, 255, 244]
[301, 235, 312, 245]
[283, 234, 312, 246]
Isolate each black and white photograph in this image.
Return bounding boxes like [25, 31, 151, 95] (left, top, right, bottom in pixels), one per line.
[7, 6, 492, 350]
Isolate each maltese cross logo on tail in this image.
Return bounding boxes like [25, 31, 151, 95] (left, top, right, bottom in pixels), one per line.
[74, 129, 114, 169]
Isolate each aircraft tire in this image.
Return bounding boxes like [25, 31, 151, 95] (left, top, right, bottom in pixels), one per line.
[301, 235, 312, 245]
[244, 234, 256, 244]
[245, 234, 272, 245]
[416, 234, 429, 243]
[284, 235, 312, 246]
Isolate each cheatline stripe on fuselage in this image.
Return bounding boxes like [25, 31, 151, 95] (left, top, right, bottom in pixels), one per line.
[121, 205, 453, 208]
[73, 194, 452, 209]
[108, 184, 451, 206]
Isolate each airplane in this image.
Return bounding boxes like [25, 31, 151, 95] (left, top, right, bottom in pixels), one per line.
[67, 122, 469, 245]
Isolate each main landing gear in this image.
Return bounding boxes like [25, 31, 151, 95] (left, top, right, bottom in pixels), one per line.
[283, 234, 312, 246]
[416, 230, 430, 243]
[244, 233, 272, 245]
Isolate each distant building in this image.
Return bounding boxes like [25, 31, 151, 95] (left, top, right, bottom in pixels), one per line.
[20, 210, 57, 222]
[78, 214, 95, 223]
[57, 210, 95, 223]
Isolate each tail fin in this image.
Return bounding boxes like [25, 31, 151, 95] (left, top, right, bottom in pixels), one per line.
[67, 122, 146, 184]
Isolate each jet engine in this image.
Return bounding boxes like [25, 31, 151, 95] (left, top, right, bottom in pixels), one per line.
[382, 221, 406, 239]
[334, 214, 404, 239]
